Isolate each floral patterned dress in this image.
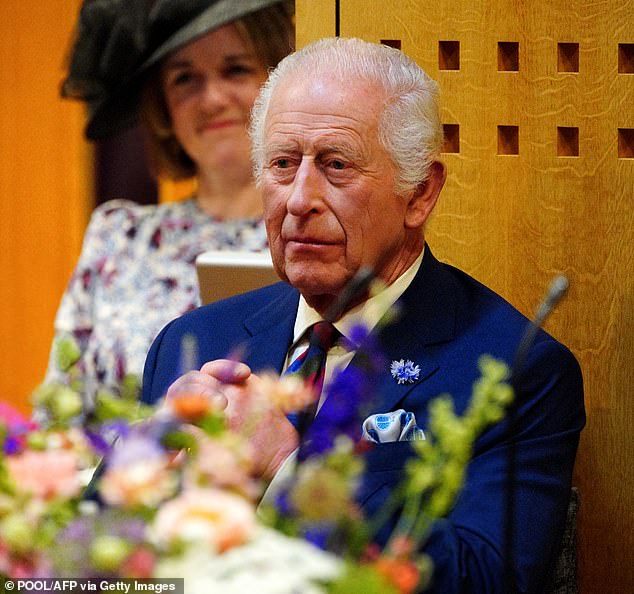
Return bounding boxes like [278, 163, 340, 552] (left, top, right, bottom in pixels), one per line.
[45, 198, 268, 398]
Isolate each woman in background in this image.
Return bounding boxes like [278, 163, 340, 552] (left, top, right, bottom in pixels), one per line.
[44, 0, 294, 400]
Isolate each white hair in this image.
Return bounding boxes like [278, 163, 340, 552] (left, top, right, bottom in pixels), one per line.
[250, 37, 443, 195]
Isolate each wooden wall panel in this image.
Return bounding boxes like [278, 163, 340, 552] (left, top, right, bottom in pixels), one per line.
[296, 0, 337, 48]
[0, 0, 91, 413]
[159, 178, 197, 203]
[299, 1, 633, 591]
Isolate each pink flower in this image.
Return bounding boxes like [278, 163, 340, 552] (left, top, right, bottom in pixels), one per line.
[0, 402, 38, 454]
[121, 547, 156, 579]
[186, 433, 259, 500]
[0, 542, 51, 579]
[151, 488, 256, 553]
[6, 450, 81, 500]
[99, 459, 177, 508]
[0, 402, 36, 432]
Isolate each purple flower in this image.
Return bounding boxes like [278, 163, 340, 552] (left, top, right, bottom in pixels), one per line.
[106, 432, 165, 469]
[3, 435, 23, 455]
[274, 489, 295, 516]
[347, 323, 386, 372]
[300, 365, 378, 461]
[301, 523, 334, 550]
[84, 428, 111, 456]
[347, 323, 371, 346]
[62, 517, 93, 542]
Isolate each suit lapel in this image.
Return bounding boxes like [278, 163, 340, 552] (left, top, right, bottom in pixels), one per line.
[353, 247, 457, 413]
[240, 284, 300, 374]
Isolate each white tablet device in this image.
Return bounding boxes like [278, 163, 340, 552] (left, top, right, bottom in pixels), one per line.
[195, 250, 280, 305]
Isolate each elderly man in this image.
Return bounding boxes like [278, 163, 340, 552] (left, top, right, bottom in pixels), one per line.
[142, 38, 585, 593]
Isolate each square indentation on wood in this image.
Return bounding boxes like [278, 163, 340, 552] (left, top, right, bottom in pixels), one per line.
[380, 39, 401, 50]
[618, 44, 634, 74]
[442, 124, 460, 153]
[557, 127, 579, 157]
[439, 41, 460, 70]
[498, 42, 519, 71]
[558, 43, 579, 72]
[497, 126, 519, 155]
[618, 129, 634, 158]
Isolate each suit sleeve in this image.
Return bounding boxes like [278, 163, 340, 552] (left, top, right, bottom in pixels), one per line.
[141, 318, 179, 405]
[420, 339, 585, 594]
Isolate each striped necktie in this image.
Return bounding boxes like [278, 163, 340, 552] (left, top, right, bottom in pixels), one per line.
[285, 321, 340, 429]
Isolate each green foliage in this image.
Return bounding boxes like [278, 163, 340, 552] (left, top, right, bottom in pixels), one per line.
[390, 355, 513, 549]
[161, 429, 198, 455]
[93, 389, 153, 423]
[327, 562, 399, 594]
[90, 535, 133, 572]
[54, 337, 81, 373]
[195, 411, 227, 437]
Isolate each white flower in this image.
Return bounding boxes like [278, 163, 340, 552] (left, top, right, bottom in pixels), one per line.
[154, 527, 342, 594]
[390, 359, 421, 384]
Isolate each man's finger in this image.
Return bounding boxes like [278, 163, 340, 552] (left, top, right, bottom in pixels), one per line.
[200, 359, 251, 383]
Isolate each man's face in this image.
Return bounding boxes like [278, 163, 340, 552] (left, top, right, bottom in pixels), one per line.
[260, 74, 424, 313]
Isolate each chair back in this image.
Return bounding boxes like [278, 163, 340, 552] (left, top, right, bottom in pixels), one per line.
[545, 487, 580, 594]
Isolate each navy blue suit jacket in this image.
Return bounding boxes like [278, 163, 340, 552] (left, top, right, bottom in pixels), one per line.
[143, 247, 585, 594]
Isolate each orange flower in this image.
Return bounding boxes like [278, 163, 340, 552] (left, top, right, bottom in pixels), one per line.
[168, 393, 214, 422]
[374, 557, 420, 594]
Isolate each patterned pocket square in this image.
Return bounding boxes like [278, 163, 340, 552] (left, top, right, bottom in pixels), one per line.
[362, 409, 425, 443]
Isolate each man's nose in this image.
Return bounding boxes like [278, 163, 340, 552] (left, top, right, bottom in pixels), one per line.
[286, 159, 324, 215]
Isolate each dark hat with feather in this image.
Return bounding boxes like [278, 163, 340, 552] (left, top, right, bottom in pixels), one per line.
[62, 0, 293, 140]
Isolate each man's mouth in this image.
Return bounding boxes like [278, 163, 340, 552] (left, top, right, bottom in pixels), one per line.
[285, 237, 338, 247]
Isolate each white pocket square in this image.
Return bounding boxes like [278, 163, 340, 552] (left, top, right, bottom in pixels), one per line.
[362, 409, 425, 443]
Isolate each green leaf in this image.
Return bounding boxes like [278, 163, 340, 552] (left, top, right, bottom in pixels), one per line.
[327, 562, 399, 594]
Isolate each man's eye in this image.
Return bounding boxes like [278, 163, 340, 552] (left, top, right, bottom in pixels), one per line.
[330, 160, 346, 170]
[275, 158, 290, 168]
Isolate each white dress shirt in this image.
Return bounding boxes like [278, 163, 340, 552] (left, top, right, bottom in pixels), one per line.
[284, 248, 425, 405]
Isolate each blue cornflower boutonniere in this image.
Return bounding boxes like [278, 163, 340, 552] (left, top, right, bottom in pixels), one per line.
[390, 359, 421, 384]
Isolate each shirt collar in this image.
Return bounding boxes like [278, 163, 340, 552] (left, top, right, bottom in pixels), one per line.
[292, 248, 425, 347]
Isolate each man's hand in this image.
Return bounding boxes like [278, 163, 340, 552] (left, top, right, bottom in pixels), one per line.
[166, 359, 298, 480]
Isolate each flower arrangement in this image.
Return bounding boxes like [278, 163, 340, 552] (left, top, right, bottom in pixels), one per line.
[0, 332, 513, 593]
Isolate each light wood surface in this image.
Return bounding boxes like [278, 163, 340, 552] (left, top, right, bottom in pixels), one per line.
[296, 0, 337, 47]
[0, 0, 91, 412]
[332, 1, 633, 591]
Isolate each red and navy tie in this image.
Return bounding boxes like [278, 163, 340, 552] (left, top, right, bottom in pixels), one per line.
[285, 321, 340, 429]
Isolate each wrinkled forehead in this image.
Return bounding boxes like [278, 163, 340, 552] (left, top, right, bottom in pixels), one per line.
[264, 72, 387, 135]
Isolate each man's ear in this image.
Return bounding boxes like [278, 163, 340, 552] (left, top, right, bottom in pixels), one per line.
[404, 160, 446, 229]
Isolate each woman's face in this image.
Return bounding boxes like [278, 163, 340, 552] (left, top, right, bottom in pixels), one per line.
[161, 24, 267, 174]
